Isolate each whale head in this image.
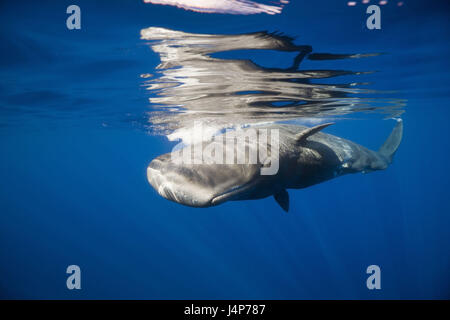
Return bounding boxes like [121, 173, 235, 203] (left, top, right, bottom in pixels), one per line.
[147, 153, 271, 208]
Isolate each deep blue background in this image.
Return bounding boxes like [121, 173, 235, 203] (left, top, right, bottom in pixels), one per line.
[0, 0, 449, 299]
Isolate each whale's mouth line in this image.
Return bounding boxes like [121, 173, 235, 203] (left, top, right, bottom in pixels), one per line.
[210, 180, 258, 205]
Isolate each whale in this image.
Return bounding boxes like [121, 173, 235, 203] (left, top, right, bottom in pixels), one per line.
[147, 120, 403, 212]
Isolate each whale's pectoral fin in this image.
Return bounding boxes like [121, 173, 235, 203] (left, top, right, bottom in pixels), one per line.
[295, 122, 334, 145]
[274, 189, 289, 212]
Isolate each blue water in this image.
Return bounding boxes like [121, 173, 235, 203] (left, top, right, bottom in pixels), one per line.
[1, 0, 449, 299]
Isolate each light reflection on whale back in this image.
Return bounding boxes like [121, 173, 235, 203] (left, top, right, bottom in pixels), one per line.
[141, 27, 405, 141]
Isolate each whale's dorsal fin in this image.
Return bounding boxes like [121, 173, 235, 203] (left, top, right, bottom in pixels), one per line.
[295, 122, 334, 144]
[274, 190, 289, 212]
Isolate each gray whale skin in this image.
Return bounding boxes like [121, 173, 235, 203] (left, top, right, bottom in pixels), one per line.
[147, 120, 403, 212]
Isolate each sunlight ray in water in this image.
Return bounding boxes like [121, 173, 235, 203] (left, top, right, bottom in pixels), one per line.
[141, 27, 405, 142]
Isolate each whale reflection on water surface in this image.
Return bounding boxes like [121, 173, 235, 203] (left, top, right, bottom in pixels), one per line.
[140, 27, 404, 141]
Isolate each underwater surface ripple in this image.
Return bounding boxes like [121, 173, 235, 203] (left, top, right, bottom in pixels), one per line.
[141, 27, 405, 140]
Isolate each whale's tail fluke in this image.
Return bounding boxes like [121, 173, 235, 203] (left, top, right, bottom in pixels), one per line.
[378, 119, 403, 163]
